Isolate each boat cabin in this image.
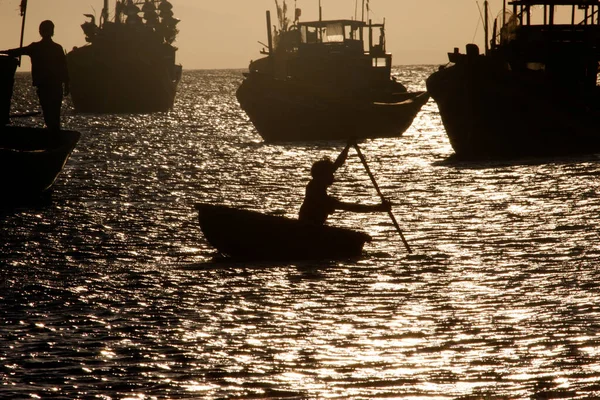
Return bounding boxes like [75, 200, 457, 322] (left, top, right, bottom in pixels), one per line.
[252, 14, 393, 91]
[296, 19, 387, 56]
[494, 0, 600, 88]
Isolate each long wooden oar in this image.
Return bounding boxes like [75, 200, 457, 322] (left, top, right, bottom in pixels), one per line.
[353, 143, 413, 254]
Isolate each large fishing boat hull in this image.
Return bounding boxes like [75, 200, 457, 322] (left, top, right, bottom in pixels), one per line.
[0, 127, 80, 200]
[237, 73, 429, 142]
[427, 50, 600, 159]
[67, 43, 182, 114]
[195, 203, 372, 261]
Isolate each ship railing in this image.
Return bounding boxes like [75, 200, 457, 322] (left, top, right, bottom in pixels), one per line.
[578, 7, 600, 25]
[518, 24, 600, 44]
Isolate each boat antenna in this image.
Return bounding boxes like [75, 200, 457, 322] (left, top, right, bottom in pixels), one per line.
[362, 0, 365, 22]
[18, 0, 28, 66]
[475, 1, 487, 47]
[475, 1, 485, 28]
[319, 0, 322, 22]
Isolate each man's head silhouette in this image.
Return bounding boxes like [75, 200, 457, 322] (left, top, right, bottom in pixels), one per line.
[39, 20, 55, 39]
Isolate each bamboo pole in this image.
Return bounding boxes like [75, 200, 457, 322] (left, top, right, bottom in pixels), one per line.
[353, 143, 413, 254]
[18, 0, 28, 67]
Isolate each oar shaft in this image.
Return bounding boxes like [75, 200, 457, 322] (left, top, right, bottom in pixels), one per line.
[353, 143, 412, 254]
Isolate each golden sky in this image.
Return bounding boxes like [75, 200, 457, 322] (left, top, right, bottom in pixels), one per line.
[0, 0, 567, 70]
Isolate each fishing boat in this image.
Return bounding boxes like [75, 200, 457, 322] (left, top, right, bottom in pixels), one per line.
[1, 56, 80, 200]
[236, 1, 429, 142]
[67, 0, 182, 113]
[195, 203, 372, 261]
[426, 0, 600, 159]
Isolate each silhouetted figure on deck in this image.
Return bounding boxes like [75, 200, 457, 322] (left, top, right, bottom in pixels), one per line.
[299, 140, 391, 225]
[125, 0, 143, 24]
[0, 20, 69, 131]
[142, 0, 159, 28]
[115, 1, 124, 23]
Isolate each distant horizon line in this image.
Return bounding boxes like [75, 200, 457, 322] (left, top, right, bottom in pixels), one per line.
[180, 63, 442, 71]
[12, 63, 443, 73]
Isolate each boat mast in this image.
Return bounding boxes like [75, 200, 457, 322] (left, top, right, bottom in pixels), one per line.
[102, 0, 109, 26]
[266, 10, 273, 54]
[484, 0, 489, 54]
[319, 0, 323, 42]
[319, 0, 322, 21]
[369, 19, 372, 51]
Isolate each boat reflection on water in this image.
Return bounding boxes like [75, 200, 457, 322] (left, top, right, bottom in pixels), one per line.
[237, 1, 429, 142]
[67, 0, 183, 114]
[426, 0, 600, 160]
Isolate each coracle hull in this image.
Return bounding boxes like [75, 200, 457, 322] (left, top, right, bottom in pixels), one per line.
[195, 203, 372, 261]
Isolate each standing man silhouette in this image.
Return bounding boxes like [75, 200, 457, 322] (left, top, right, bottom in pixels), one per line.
[0, 20, 69, 131]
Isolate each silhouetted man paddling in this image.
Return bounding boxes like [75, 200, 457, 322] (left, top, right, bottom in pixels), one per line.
[299, 140, 391, 225]
[1, 20, 69, 131]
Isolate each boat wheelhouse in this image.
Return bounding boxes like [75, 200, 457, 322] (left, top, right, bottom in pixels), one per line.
[255, 18, 394, 90]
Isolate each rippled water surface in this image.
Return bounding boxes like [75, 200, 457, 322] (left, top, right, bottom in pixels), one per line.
[2, 68, 600, 399]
